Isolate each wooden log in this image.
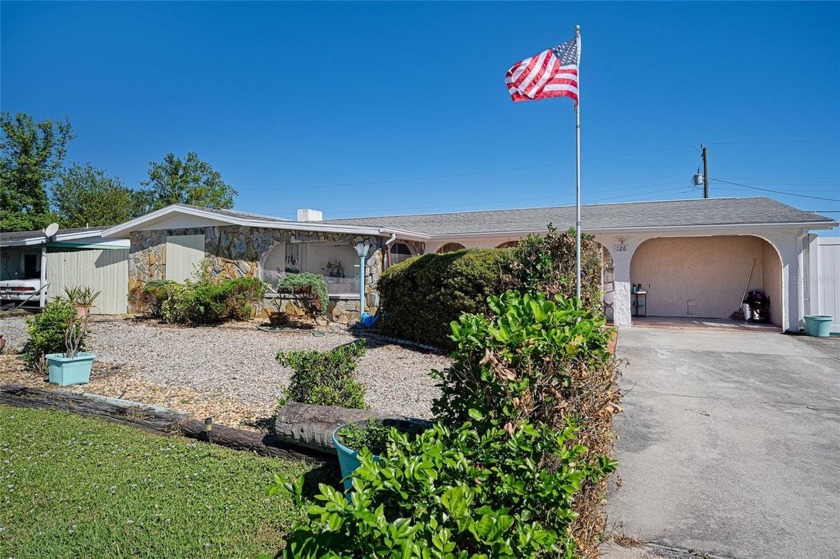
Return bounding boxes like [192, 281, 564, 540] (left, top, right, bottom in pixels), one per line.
[275, 401, 408, 454]
[179, 419, 327, 464]
[0, 385, 329, 465]
[0, 384, 188, 433]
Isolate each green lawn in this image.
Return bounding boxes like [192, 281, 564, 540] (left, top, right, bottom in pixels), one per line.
[0, 405, 319, 558]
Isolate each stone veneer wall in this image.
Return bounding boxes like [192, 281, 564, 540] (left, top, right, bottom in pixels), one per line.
[128, 226, 386, 323]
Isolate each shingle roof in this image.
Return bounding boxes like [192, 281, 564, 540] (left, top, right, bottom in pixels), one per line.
[324, 197, 835, 237]
[0, 227, 107, 243]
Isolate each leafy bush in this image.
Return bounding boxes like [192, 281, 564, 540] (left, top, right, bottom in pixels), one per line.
[336, 419, 428, 456]
[142, 277, 266, 324]
[130, 279, 176, 317]
[377, 249, 511, 348]
[507, 225, 604, 311]
[277, 340, 367, 408]
[276, 273, 329, 318]
[276, 418, 615, 558]
[377, 227, 606, 349]
[432, 291, 620, 556]
[272, 291, 620, 558]
[223, 276, 266, 321]
[24, 299, 84, 368]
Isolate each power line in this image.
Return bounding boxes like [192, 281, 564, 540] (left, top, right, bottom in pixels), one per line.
[240, 145, 695, 191]
[713, 179, 840, 202]
[706, 139, 840, 146]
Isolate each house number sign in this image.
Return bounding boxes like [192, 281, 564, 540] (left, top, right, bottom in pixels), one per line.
[614, 242, 627, 252]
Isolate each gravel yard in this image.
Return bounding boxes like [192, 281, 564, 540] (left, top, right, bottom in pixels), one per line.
[0, 315, 447, 428]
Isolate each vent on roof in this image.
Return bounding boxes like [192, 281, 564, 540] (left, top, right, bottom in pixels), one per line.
[297, 209, 323, 222]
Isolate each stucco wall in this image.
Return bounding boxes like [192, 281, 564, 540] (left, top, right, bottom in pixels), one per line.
[630, 236, 773, 319]
[762, 241, 782, 326]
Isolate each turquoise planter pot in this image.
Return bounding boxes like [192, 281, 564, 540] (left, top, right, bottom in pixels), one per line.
[332, 418, 431, 494]
[804, 315, 833, 337]
[332, 423, 372, 493]
[46, 352, 95, 386]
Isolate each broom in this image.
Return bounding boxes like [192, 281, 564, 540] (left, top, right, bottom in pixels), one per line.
[730, 258, 756, 320]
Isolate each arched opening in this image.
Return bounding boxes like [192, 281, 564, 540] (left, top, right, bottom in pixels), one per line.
[629, 235, 783, 327]
[495, 240, 519, 249]
[389, 242, 414, 266]
[437, 242, 466, 254]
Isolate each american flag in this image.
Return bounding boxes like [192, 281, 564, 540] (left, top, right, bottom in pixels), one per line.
[505, 36, 580, 103]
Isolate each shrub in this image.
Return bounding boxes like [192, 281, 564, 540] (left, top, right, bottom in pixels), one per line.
[506, 225, 604, 311]
[272, 290, 620, 558]
[276, 273, 328, 318]
[150, 277, 267, 325]
[377, 226, 606, 349]
[225, 277, 266, 320]
[275, 418, 615, 558]
[377, 249, 511, 348]
[277, 340, 367, 409]
[24, 300, 84, 368]
[130, 280, 176, 317]
[432, 290, 620, 557]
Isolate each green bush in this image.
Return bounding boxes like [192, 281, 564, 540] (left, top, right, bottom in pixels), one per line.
[130, 279, 176, 317]
[277, 340, 367, 409]
[507, 225, 604, 311]
[152, 277, 267, 325]
[272, 291, 620, 558]
[377, 249, 511, 348]
[276, 273, 328, 317]
[275, 419, 615, 558]
[24, 299, 84, 368]
[432, 291, 620, 557]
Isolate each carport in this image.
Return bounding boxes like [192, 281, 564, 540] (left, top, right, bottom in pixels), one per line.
[629, 235, 782, 327]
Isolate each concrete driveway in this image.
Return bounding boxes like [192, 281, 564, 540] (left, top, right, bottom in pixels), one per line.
[608, 327, 840, 559]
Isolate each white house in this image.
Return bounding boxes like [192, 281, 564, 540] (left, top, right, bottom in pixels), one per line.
[102, 197, 837, 332]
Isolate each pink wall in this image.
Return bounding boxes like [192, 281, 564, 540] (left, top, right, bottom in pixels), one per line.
[630, 236, 780, 320]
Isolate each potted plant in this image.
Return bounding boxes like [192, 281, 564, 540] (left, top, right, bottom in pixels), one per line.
[332, 418, 430, 492]
[45, 305, 95, 386]
[63, 285, 101, 319]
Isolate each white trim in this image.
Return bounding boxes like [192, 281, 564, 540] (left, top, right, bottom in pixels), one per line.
[100, 204, 425, 240]
[0, 229, 116, 248]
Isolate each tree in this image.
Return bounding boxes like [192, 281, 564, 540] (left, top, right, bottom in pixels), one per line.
[51, 163, 145, 228]
[0, 112, 74, 231]
[140, 152, 237, 211]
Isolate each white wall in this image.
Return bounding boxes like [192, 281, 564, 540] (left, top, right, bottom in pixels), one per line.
[165, 234, 205, 282]
[815, 237, 840, 332]
[46, 248, 129, 315]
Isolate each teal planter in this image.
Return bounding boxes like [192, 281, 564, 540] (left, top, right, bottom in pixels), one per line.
[804, 315, 833, 337]
[332, 422, 373, 493]
[46, 352, 95, 386]
[332, 418, 431, 494]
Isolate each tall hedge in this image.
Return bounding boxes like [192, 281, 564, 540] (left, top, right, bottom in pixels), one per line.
[377, 249, 511, 348]
[377, 227, 604, 349]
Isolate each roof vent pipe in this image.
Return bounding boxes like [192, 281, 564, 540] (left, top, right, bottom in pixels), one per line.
[297, 209, 323, 222]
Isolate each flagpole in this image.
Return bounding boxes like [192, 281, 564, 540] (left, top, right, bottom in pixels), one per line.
[574, 24, 582, 300]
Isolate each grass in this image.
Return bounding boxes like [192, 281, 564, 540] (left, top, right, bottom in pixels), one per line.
[0, 405, 319, 558]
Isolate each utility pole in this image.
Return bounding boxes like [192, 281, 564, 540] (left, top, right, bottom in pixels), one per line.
[702, 145, 709, 198]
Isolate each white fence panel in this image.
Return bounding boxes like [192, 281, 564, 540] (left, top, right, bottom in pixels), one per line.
[816, 238, 840, 332]
[46, 248, 129, 315]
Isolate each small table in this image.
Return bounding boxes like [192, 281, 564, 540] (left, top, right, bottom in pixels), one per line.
[632, 290, 647, 317]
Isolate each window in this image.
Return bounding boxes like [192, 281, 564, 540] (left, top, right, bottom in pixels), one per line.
[263, 241, 360, 295]
[437, 242, 466, 254]
[165, 235, 205, 282]
[389, 242, 413, 266]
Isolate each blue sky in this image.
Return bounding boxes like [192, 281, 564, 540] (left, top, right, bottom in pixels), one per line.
[2, 1, 838, 230]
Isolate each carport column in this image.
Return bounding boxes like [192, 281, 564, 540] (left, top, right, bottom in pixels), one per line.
[604, 236, 642, 328]
[761, 230, 801, 333]
[39, 245, 47, 308]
